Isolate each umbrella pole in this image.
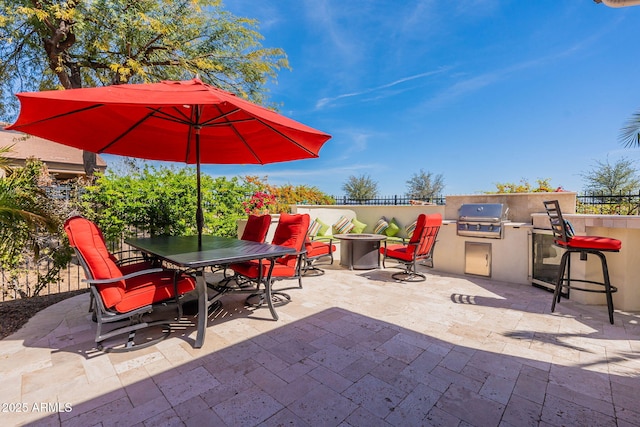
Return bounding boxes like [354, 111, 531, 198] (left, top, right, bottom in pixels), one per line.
[196, 126, 203, 248]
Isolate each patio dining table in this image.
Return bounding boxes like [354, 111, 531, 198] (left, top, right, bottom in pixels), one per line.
[125, 235, 296, 348]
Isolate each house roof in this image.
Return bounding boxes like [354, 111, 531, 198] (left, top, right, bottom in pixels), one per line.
[0, 129, 107, 178]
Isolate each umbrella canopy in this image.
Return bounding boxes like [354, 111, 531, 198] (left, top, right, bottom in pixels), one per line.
[6, 78, 331, 244]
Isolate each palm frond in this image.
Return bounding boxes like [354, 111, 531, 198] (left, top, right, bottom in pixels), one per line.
[620, 111, 640, 148]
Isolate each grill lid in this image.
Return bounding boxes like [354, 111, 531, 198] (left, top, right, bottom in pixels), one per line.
[458, 203, 509, 223]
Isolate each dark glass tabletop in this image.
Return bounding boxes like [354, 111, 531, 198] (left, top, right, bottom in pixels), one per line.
[126, 235, 295, 268]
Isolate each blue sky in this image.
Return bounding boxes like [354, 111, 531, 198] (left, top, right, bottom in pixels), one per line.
[138, 1, 640, 196]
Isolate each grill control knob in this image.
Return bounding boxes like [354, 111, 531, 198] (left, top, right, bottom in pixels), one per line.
[489, 224, 494, 231]
[475, 224, 480, 231]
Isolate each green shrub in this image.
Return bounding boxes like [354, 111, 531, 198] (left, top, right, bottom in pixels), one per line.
[81, 164, 254, 241]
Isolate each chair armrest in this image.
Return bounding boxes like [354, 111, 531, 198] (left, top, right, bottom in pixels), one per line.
[281, 248, 307, 261]
[83, 267, 165, 284]
[311, 235, 334, 243]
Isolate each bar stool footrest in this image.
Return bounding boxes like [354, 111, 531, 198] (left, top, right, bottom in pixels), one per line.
[558, 279, 618, 294]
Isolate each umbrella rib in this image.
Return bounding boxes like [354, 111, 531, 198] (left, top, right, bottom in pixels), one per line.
[200, 108, 241, 126]
[254, 120, 318, 157]
[9, 104, 104, 130]
[212, 113, 319, 160]
[98, 110, 156, 152]
[148, 106, 194, 126]
[209, 105, 263, 163]
[205, 118, 255, 127]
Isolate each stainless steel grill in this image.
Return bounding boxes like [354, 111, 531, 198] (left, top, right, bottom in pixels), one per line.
[457, 203, 509, 239]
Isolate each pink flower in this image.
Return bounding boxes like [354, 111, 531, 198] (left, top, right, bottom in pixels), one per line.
[244, 192, 277, 215]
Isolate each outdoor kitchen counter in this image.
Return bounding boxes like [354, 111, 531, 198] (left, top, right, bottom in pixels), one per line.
[532, 213, 640, 311]
[434, 220, 533, 286]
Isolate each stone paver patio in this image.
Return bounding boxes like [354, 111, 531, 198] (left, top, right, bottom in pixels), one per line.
[1, 262, 639, 426]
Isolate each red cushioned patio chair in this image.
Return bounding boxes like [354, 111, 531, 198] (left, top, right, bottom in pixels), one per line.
[241, 214, 272, 243]
[380, 213, 442, 282]
[217, 214, 272, 286]
[65, 216, 196, 351]
[303, 237, 336, 276]
[543, 200, 621, 324]
[228, 213, 310, 308]
[84, 218, 157, 315]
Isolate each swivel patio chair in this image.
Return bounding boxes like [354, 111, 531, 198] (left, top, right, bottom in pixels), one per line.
[303, 236, 336, 276]
[228, 213, 310, 308]
[543, 200, 621, 324]
[216, 214, 272, 286]
[65, 216, 196, 351]
[380, 213, 442, 282]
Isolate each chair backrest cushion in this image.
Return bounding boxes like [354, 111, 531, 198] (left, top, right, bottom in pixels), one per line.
[407, 214, 427, 246]
[272, 213, 310, 266]
[242, 214, 272, 243]
[417, 213, 442, 256]
[406, 213, 442, 257]
[64, 216, 125, 308]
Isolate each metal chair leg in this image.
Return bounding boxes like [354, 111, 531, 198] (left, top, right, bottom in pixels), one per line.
[552, 251, 570, 313]
[595, 251, 615, 324]
[551, 249, 616, 324]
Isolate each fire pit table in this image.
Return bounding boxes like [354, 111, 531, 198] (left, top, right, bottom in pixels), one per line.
[334, 233, 387, 270]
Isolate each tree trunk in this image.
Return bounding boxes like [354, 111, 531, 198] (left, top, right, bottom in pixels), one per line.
[41, 14, 97, 180]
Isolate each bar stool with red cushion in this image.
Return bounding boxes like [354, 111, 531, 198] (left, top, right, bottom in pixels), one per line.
[543, 200, 621, 324]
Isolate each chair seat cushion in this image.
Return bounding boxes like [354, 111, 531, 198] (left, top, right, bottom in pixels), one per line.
[230, 260, 296, 279]
[380, 244, 414, 262]
[110, 271, 196, 313]
[306, 241, 336, 258]
[558, 236, 621, 251]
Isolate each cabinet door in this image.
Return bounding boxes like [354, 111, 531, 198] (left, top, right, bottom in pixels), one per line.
[465, 242, 491, 277]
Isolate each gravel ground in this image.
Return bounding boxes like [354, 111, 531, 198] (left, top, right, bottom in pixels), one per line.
[0, 290, 89, 340]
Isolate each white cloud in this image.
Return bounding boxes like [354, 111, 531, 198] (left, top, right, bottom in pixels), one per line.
[315, 67, 452, 109]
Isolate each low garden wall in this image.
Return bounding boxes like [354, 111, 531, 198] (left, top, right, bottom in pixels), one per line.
[292, 204, 445, 239]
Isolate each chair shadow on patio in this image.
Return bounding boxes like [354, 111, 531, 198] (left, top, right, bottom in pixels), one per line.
[5, 299, 639, 427]
[14, 268, 306, 359]
[449, 286, 640, 366]
[353, 261, 442, 284]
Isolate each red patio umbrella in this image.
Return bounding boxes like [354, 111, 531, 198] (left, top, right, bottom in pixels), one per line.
[6, 78, 331, 245]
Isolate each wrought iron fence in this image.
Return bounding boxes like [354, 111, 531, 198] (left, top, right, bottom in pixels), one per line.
[0, 228, 145, 302]
[44, 184, 79, 200]
[576, 191, 640, 215]
[0, 256, 85, 301]
[330, 195, 446, 205]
